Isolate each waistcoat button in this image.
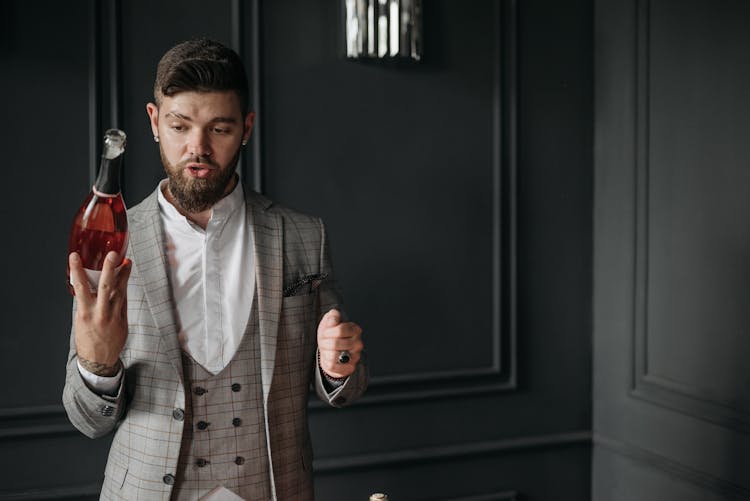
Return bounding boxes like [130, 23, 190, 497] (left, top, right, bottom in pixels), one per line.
[194, 386, 207, 396]
[232, 417, 242, 427]
[163, 474, 175, 485]
[172, 408, 185, 421]
[196, 420, 209, 430]
[196, 458, 209, 467]
[231, 383, 241, 392]
[235, 456, 245, 465]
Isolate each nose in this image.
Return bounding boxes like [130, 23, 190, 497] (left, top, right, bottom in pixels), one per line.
[187, 129, 212, 158]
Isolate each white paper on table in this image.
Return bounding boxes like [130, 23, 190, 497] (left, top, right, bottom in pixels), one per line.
[199, 486, 246, 501]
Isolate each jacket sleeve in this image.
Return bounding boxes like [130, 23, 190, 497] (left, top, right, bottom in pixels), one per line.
[62, 299, 127, 439]
[313, 218, 368, 407]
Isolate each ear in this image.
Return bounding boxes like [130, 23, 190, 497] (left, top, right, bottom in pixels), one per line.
[146, 103, 160, 138]
[242, 111, 256, 144]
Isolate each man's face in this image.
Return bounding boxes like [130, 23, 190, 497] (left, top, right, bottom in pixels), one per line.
[146, 91, 254, 213]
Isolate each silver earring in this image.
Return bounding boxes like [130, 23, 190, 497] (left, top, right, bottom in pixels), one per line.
[242, 140, 248, 146]
[154, 136, 159, 143]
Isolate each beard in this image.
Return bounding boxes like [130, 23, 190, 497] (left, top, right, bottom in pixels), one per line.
[161, 147, 240, 213]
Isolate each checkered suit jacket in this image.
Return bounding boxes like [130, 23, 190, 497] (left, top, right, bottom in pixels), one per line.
[62, 185, 368, 500]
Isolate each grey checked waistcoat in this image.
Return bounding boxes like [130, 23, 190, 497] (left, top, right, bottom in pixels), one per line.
[172, 294, 272, 501]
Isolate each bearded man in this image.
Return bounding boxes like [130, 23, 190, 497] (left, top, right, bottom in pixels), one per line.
[63, 38, 367, 501]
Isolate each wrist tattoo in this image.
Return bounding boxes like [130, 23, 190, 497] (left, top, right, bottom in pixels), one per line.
[78, 356, 122, 377]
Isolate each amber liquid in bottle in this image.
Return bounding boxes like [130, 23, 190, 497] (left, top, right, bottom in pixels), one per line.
[67, 129, 129, 294]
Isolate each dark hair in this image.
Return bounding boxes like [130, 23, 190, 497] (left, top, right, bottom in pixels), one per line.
[154, 38, 249, 113]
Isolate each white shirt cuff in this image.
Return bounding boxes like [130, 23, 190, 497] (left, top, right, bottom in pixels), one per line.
[77, 359, 123, 396]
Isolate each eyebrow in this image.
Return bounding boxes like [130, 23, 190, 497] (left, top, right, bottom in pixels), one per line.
[165, 111, 238, 124]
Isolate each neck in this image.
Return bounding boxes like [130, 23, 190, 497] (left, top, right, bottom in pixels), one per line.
[163, 175, 238, 230]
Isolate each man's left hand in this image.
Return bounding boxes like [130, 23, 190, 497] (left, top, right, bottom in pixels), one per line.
[317, 309, 363, 379]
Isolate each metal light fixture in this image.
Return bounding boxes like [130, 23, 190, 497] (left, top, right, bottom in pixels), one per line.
[344, 0, 422, 61]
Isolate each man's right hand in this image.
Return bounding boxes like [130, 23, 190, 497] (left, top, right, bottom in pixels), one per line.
[69, 251, 132, 376]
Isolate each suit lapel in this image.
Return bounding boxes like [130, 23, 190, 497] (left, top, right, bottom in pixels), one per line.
[127, 189, 183, 381]
[246, 189, 283, 404]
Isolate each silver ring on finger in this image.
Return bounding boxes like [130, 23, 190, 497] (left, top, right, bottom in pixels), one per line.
[337, 350, 351, 364]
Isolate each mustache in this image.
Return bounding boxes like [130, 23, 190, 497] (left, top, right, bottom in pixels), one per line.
[178, 156, 219, 169]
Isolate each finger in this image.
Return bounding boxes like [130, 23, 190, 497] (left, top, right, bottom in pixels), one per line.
[318, 339, 362, 353]
[112, 258, 132, 291]
[324, 309, 341, 327]
[341, 351, 361, 367]
[319, 351, 359, 375]
[344, 322, 363, 339]
[113, 260, 131, 323]
[320, 350, 356, 369]
[68, 252, 94, 308]
[318, 321, 362, 341]
[118, 288, 129, 322]
[97, 251, 121, 311]
[318, 336, 364, 354]
[109, 258, 132, 307]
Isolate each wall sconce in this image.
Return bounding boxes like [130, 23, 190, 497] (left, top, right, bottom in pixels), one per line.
[344, 0, 422, 61]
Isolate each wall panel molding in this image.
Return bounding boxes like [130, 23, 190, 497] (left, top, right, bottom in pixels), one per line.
[0, 405, 74, 440]
[231, 0, 263, 189]
[442, 491, 519, 501]
[0, 484, 99, 501]
[630, 0, 750, 432]
[248, 0, 263, 192]
[314, 431, 590, 473]
[594, 435, 750, 500]
[313, 0, 519, 409]
[88, 0, 123, 187]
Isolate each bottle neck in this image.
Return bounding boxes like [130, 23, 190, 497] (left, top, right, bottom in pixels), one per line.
[94, 154, 123, 195]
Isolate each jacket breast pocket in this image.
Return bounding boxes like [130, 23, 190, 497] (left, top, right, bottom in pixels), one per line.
[280, 291, 317, 327]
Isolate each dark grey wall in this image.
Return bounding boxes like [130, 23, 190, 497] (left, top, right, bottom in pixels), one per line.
[593, 0, 750, 499]
[0, 1, 593, 499]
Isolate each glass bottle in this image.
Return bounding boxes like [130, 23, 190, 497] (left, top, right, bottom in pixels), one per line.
[67, 129, 128, 294]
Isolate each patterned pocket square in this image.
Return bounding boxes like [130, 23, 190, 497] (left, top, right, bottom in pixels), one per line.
[283, 273, 328, 297]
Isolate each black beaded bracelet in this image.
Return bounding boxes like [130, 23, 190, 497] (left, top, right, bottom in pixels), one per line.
[323, 371, 347, 385]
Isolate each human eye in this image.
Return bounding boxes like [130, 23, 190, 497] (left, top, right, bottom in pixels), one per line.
[169, 122, 186, 132]
[212, 126, 231, 135]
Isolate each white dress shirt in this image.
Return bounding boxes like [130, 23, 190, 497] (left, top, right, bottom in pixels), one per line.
[157, 179, 255, 374]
